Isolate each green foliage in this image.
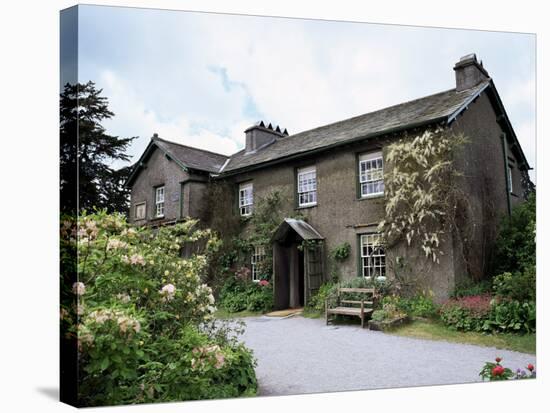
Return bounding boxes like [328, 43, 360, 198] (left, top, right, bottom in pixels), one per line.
[60, 82, 135, 214]
[493, 193, 536, 275]
[330, 242, 351, 262]
[451, 278, 492, 298]
[487, 299, 536, 334]
[479, 358, 514, 381]
[492, 265, 536, 302]
[389, 293, 438, 318]
[306, 282, 336, 312]
[60, 211, 257, 406]
[439, 294, 535, 334]
[218, 276, 273, 313]
[371, 310, 387, 322]
[440, 295, 492, 332]
[338, 276, 394, 299]
[378, 128, 468, 262]
[374, 297, 407, 321]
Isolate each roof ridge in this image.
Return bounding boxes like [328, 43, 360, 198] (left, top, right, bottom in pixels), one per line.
[153, 136, 230, 158]
[287, 87, 463, 139]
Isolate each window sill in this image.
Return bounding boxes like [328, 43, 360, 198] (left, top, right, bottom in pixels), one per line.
[150, 215, 165, 221]
[296, 203, 318, 210]
[357, 194, 384, 201]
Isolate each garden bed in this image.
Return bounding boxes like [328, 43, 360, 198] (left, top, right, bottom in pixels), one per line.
[368, 315, 410, 331]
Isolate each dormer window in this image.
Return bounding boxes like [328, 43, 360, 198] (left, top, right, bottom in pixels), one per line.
[155, 186, 165, 217]
[239, 182, 253, 216]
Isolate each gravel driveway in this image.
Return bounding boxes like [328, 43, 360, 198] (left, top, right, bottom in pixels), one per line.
[238, 315, 535, 396]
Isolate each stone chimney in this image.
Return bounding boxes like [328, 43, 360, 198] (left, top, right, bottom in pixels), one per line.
[453, 53, 490, 91]
[244, 121, 288, 153]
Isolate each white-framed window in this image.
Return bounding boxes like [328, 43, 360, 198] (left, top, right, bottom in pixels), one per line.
[155, 186, 165, 217]
[297, 166, 317, 207]
[508, 165, 514, 194]
[360, 233, 386, 279]
[251, 245, 266, 282]
[359, 152, 384, 197]
[239, 182, 253, 216]
[134, 202, 146, 220]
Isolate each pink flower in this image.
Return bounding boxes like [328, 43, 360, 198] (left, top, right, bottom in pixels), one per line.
[492, 365, 505, 376]
[259, 280, 270, 287]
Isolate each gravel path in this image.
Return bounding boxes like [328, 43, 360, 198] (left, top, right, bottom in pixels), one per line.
[238, 315, 535, 396]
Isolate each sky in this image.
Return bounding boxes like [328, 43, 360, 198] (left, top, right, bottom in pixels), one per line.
[67, 5, 536, 180]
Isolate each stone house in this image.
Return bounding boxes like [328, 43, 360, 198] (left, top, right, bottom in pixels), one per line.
[126, 54, 532, 307]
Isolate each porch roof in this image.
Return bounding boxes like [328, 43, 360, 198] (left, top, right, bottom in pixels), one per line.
[271, 218, 324, 242]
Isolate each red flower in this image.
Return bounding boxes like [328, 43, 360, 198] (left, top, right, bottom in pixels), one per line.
[527, 364, 535, 372]
[495, 357, 502, 363]
[259, 280, 270, 287]
[492, 365, 505, 376]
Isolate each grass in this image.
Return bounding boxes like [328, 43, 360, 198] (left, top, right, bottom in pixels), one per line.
[389, 318, 536, 354]
[214, 309, 263, 319]
[302, 308, 323, 319]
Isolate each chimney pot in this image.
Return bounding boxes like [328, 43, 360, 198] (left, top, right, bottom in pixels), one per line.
[244, 121, 286, 153]
[453, 53, 490, 91]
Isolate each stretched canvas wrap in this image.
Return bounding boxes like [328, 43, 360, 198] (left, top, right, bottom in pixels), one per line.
[60, 4, 536, 408]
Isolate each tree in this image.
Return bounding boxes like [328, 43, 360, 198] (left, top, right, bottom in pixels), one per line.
[60, 81, 136, 214]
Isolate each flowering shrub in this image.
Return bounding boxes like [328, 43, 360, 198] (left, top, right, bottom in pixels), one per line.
[61, 211, 257, 406]
[480, 357, 536, 381]
[378, 129, 468, 263]
[440, 295, 535, 334]
[440, 295, 492, 331]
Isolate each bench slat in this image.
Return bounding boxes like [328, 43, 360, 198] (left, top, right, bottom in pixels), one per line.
[338, 288, 375, 293]
[341, 300, 374, 305]
[327, 307, 373, 315]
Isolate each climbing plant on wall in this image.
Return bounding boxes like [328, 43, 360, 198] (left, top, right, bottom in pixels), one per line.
[378, 127, 470, 263]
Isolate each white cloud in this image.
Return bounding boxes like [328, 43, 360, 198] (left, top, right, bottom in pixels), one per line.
[98, 70, 243, 168]
[79, 8, 536, 178]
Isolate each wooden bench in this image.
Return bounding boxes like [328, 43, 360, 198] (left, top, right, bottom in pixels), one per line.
[325, 287, 377, 328]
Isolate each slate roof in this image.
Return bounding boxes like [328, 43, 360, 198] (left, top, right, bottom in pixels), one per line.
[221, 81, 490, 174]
[125, 136, 229, 186]
[153, 137, 229, 173]
[271, 218, 325, 242]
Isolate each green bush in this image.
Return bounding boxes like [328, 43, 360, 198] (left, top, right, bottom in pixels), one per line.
[395, 294, 438, 318]
[307, 282, 336, 312]
[439, 294, 535, 334]
[451, 278, 492, 298]
[486, 299, 536, 334]
[218, 276, 273, 313]
[492, 265, 536, 302]
[440, 295, 492, 332]
[61, 211, 257, 406]
[493, 193, 535, 275]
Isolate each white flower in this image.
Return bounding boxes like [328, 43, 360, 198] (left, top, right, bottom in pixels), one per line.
[160, 283, 176, 302]
[116, 293, 131, 304]
[130, 254, 146, 266]
[107, 239, 128, 250]
[72, 282, 86, 296]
